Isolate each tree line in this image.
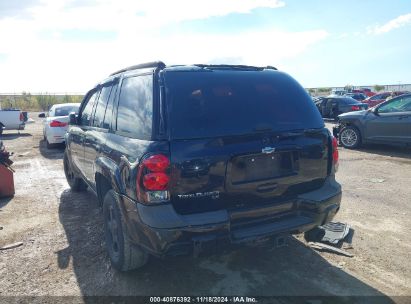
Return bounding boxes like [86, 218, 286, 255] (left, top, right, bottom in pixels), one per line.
[0, 92, 83, 111]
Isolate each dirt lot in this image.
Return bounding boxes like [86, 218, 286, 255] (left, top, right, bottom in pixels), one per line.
[1, 114, 410, 302]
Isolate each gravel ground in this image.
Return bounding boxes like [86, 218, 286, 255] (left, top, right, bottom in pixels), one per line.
[0, 114, 410, 303]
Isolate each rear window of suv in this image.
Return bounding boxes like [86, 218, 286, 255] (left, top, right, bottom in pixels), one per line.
[165, 70, 324, 139]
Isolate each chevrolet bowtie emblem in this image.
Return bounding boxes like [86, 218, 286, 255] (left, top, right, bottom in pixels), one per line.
[262, 147, 275, 154]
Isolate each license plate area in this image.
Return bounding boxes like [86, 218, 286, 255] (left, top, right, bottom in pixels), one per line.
[230, 151, 298, 185]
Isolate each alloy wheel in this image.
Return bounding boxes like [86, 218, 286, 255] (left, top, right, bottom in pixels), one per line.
[340, 128, 358, 147]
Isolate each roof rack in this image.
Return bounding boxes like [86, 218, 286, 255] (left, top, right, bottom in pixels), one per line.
[110, 61, 166, 76]
[192, 64, 277, 71]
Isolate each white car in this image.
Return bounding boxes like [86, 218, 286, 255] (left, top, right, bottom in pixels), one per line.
[40, 103, 80, 148]
[0, 109, 25, 135]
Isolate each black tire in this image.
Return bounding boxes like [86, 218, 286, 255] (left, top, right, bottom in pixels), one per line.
[0, 124, 3, 135]
[339, 126, 361, 149]
[63, 150, 87, 191]
[103, 190, 148, 271]
[46, 140, 54, 149]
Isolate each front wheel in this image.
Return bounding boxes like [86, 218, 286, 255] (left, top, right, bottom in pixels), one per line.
[339, 126, 361, 149]
[103, 190, 148, 271]
[63, 150, 87, 191]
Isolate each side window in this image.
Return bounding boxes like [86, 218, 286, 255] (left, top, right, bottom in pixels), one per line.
[80, 91, 99, 126]
[102, 83, 118, 129]
[116, 75, 153, 139]
[92, 85, 113, 128]
[326, 99, 334, 107]
[379, 96, 411, 113]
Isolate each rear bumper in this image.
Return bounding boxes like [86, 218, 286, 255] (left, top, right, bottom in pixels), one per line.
[46, 128, 67, 144]
[118, 178, 342, 257]
[3, 123, 25, 131]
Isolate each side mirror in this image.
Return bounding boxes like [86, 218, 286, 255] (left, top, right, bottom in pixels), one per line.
[69, 112, 78, 125]
[371, 107, 379, 116]
[38, 113, 46, 118]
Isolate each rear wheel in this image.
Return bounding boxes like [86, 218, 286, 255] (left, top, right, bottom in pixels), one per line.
[339, 126, 361, 149]
[103, 190, 148, 271]
[63, 150, 87, 191]
[46, 140, 54, 149]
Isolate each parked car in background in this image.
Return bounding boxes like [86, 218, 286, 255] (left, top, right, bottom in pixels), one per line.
[363, 92, 391, 108]
[350, 88, 375, 97]
[334, 93, 411, 148]
[331, 89, 347, 96]
[39, 103, 80, 148]
[361, 88, 375, 97]
[0, 109, 25, 135]
[344, 93, 367, 101]
[363, 91, 410, 108]
[315, 96, 368, 119]
[63, 62, 341, 271]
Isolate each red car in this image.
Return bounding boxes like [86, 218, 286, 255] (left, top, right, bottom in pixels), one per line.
[363, 91, 410, 107]
[350, 88, 375, 97]
[361, 88, 376, 97]
[363, 92, 391, 107]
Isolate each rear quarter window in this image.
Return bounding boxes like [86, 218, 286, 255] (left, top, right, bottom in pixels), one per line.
[116, 74, 153, 139]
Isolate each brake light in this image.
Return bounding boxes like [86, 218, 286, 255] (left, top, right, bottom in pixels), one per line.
[19, 112, 24, 121]
[137, 154, 170, 203]
[332, 136, 339, 171]
[351, 105, 360, 111]
[143, 172, 169, 190]
[143, 154, 170, 172]
[50, 120, 68, 127]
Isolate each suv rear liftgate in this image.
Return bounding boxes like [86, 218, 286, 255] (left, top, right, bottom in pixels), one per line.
[131, 64, 341, 257]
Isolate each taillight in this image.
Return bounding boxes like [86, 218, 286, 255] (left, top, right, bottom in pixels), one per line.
[143, 154, 170, 172]
[137, 154, 170, 203]
[332, 136, 339, 172]
[19, 112, 24, 121]
[50, 120, 68, 127]
[143, 172, 169, 190]
[351, 105, 360, 111]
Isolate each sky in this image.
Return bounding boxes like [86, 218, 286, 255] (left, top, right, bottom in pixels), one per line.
[0, 0, 411, 93]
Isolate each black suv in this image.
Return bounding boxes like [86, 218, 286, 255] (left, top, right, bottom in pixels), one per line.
[64, 62, 341, 271]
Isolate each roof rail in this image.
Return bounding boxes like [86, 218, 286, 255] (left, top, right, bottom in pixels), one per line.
[192, 64, 277, 71]
[110, 61, 166, 76]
